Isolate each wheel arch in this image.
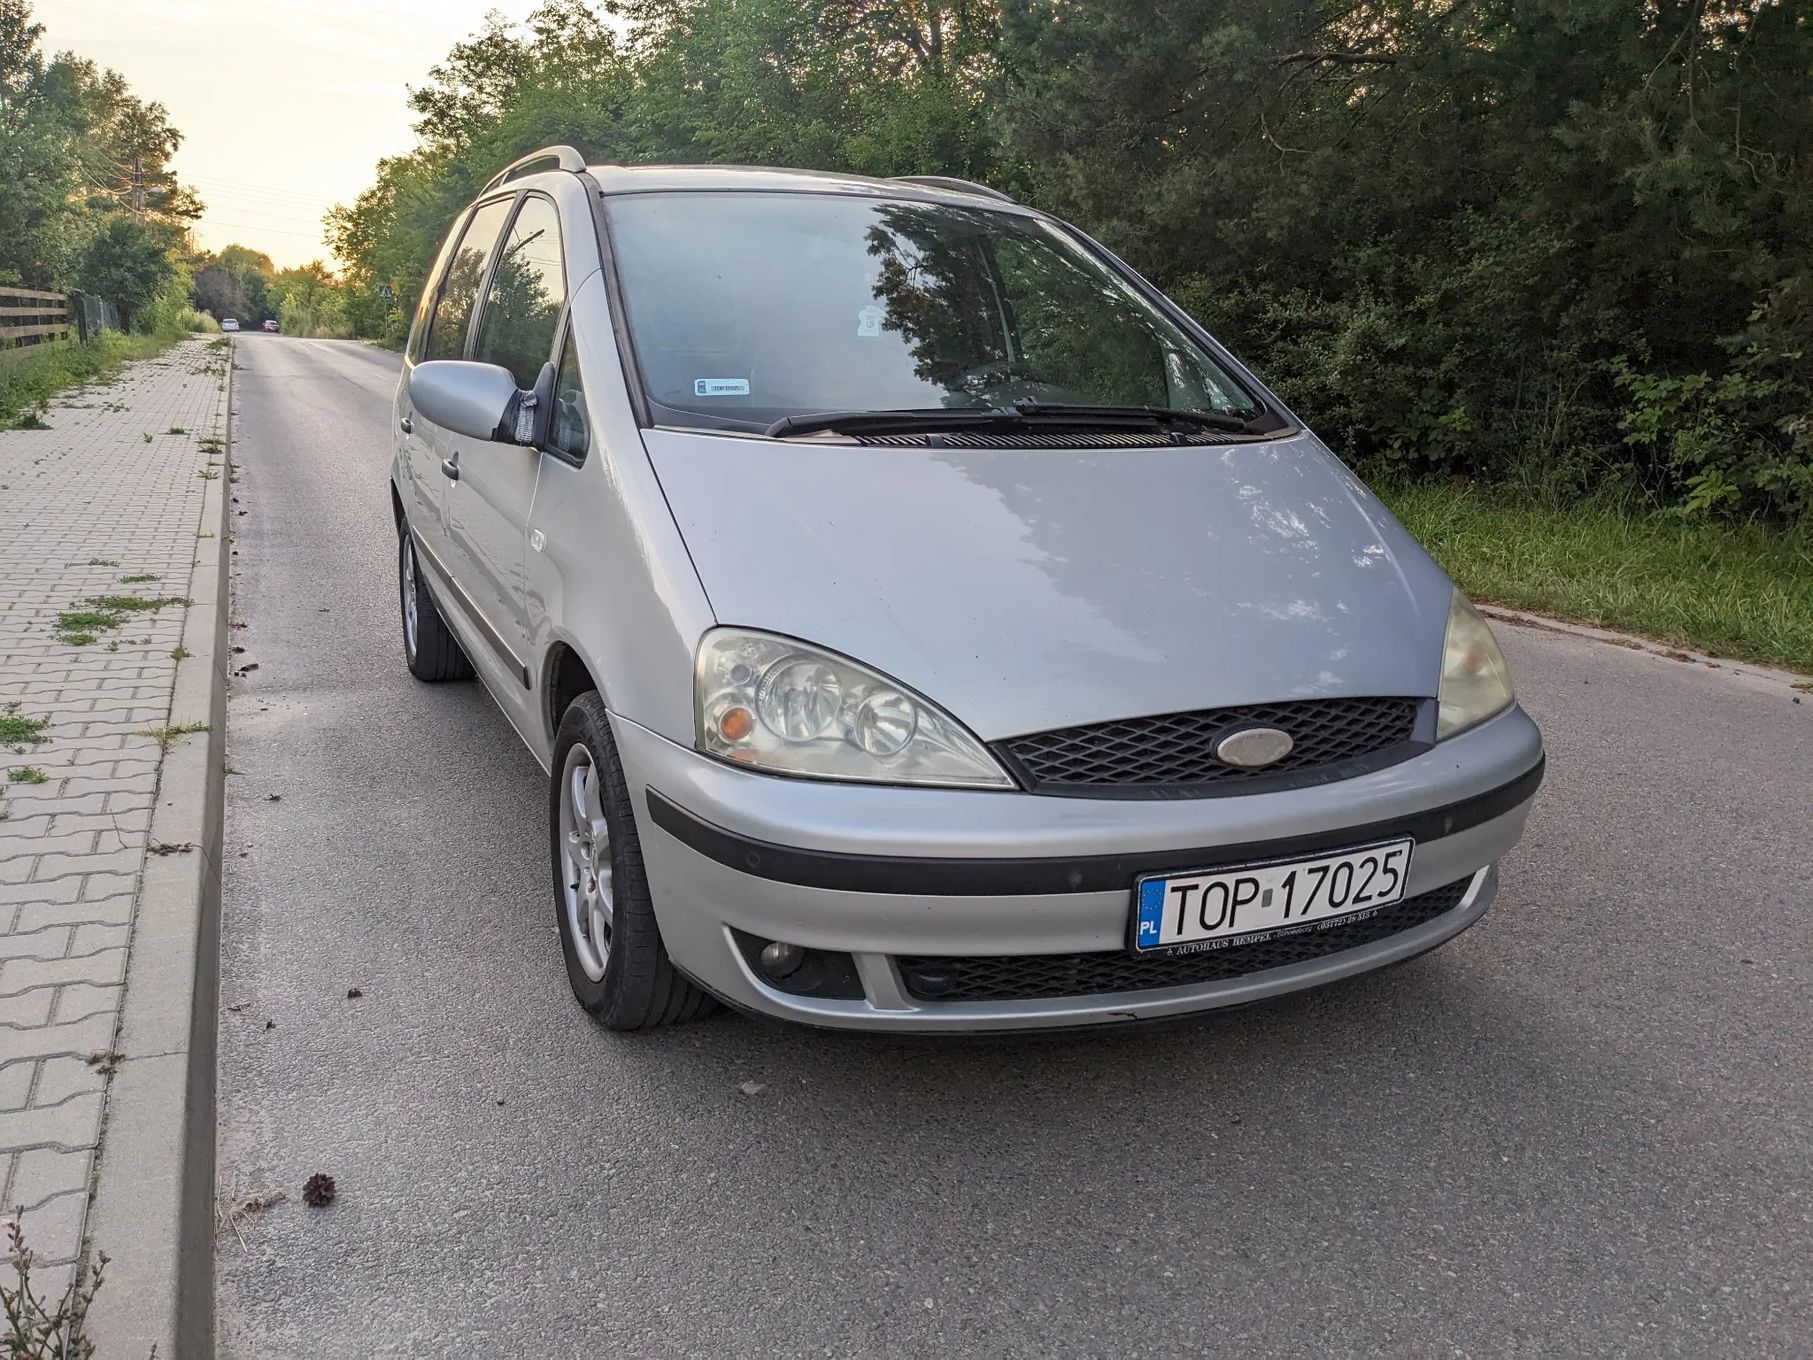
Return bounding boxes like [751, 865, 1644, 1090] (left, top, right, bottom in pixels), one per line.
[543, 635, 606, 743]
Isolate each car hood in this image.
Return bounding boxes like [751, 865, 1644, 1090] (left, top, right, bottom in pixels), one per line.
[642, 428, 1455, 740]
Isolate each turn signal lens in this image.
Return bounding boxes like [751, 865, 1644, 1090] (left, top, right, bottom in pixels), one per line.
[716, 705, 755, 743]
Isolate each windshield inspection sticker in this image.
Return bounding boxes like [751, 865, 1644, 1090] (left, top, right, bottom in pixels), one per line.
[693, 378, 750, 397]
[856, 305, 884, 337]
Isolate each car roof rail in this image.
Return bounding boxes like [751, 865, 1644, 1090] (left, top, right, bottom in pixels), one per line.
[890, 174, 1016, 204]
[482, 145, 588, 194]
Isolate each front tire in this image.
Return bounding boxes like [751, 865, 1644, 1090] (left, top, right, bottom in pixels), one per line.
[398, 523, 474, 682]
[549, 691, 713, 1030]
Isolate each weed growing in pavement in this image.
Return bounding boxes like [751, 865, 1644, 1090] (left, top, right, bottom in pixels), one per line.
[207, 337, 230, 351]
[138, 720, 209, 752]
[53, 594, 187, 645]
[170, 643, 189, 660]
[0, 705, 50, 753]
[50, 612, 111, 645]
[167, 426, 187, 435]
[0, 1215, 108, 1359]
[119, 572, 160, 583]
[86, 594, 188, 614]
[15, 410, 49, 430]
[197, 468, 219, 480]
[85, 558, 118, 566]
[141, 432, 152, 443]
[6, 767, 48, 784]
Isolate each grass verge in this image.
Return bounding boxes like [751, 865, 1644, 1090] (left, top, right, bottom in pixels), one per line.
[1379, 480, 1813, 673]
[0, 330, 191, 430]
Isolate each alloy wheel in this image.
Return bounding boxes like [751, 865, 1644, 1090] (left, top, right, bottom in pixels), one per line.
[400, 536, 419, 657]
[559, 742, 613, 982]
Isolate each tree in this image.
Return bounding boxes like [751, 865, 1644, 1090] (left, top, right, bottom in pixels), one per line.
[325, 0, 1813, 519]
[75, 214, 175, 329]
[992, 0, 1813, 516]
[0, 0, 200, 296]
[270, 261, 352, 338]
[61, 56, 200, 224]
[0, 0, 89, 285]
[190, 245, 276, 322]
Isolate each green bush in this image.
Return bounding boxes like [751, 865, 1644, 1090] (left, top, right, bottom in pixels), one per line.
[136, 260, 218, 339]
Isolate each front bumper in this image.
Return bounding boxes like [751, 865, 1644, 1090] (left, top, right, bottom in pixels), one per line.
[613, 704, 1544, 1033]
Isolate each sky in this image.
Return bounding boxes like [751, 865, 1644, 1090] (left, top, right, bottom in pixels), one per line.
[39, 0, 546, 269]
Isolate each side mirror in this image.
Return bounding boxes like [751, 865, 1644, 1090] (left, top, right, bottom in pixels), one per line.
[408, 360, 525, 443]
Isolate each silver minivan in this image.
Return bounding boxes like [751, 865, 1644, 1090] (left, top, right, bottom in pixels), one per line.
[391, 147, 1544, 1033]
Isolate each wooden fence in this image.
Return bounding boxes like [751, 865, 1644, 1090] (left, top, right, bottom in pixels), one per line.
[0, 287, 73, 359]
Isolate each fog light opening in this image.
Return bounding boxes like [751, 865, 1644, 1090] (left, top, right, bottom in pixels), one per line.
[758, 940, 805, 981]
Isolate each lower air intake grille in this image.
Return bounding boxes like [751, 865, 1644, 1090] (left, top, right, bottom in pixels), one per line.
[897, 876, 1474, 1003]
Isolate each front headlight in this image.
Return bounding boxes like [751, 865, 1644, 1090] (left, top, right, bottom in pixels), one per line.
[694, 629, 1013, 788]
[1437, 590, 1514, 739]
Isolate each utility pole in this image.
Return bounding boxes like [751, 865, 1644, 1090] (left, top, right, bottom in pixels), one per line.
[131, 155, 144, 219]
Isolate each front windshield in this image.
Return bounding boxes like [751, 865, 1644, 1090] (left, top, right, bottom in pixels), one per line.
[605, 192, 1264, 432]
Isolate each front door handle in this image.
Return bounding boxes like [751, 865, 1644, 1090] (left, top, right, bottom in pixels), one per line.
[440, 458, 460, 481]
[399, 415, 414, 435]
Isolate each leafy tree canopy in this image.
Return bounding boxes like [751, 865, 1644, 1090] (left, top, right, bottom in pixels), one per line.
[314, 0, 1810, 521]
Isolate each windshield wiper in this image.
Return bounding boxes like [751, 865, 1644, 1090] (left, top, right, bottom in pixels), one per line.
[1001, 400, 1267, 433]
[765, 399, 1268, 439]
[764, 408, 1020, 438]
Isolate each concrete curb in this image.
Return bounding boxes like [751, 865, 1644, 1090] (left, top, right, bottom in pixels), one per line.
[85, 338, 232, 1358]
[1480, 604, 1811, 695]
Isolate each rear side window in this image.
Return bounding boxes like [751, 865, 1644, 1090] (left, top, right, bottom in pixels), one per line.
[424, 197, 513, 361]
[473, 195, 566, 388]
[405, 221, 462, 363]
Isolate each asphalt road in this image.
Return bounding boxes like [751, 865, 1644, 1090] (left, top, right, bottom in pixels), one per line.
[215, 335, 1812, 1357]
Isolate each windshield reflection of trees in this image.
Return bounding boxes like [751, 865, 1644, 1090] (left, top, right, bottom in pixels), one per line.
[861, 203, 1179, 408]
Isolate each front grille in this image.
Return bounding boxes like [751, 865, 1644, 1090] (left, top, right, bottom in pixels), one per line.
[897, 877, 1473, 1003]
[999, 696, 1422, 795]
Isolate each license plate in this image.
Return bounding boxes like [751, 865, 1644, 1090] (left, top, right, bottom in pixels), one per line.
[1132, 839, 1414, 955]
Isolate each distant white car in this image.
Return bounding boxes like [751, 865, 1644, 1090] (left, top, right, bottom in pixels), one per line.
[221, 318, 240, 332]
[263, 319, 278, 333]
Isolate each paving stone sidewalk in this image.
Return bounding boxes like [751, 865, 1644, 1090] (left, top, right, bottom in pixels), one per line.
[0, 336, 228, 1299]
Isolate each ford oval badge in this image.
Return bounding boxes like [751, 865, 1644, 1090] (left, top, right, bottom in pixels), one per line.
[1214, 726, 1294, 769]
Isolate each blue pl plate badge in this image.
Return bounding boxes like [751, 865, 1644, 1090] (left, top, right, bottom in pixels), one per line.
[1136, 878, 1166, 949]
[694, 378, 750, 397]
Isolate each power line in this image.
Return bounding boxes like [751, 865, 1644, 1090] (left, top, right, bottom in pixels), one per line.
[191, 201, 329, 227]
[196, 218, 330, 241]
[183, 174, 344, 208]
[199, 189, 337, 214]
